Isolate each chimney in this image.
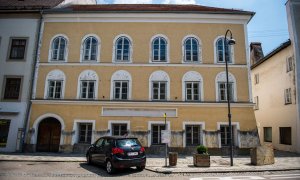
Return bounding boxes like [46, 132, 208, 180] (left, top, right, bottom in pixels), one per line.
[250, 42, 264, 65]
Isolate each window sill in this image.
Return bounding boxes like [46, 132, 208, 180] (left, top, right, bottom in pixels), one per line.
[7, 59, 26, 62]
[284, 102, 292, 105]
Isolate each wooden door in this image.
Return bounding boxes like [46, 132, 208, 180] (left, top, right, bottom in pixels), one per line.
[36, 118, 61, 152]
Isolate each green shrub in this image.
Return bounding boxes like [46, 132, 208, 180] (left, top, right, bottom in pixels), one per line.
[196, 145, 208, 154]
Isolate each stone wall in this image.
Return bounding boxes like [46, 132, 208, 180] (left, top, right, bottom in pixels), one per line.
[204, 131, 219, 148]
[171, 131, 183, 147]
[239, 130, 260, 148]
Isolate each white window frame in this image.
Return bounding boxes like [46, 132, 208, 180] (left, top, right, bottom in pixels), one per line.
[113, 80, 129, 100]
[72, 119, 96, 145]
[149, 70, 170, 101]
[215, 71, 237, 102]
[79, 80, 96, 99]
[217, 122, 240, 148]
[48, 34, 69, 62]
[112, 34, 133, 63]
[77, 70, 99, 99]
[147, 121, 170, 147]
[182, 122, 205, 147]
[284, 88, 292, 104]
[182, 35, 202, 63]
[149, 34, 170, 63]
[214, 36, 234, 64]
[44, 70, 66, 99]
[182, 71, 204, 101]
[108, 120, 130, 136]
[80, 34, 100, 62]
[47, 80, 63, 99]
[110, 70, 132, 100]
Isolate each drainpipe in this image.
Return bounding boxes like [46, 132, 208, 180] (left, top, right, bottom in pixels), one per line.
[21, 10, 44, 152]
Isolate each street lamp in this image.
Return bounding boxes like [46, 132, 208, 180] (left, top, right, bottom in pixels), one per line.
[224, 29, 235, 166]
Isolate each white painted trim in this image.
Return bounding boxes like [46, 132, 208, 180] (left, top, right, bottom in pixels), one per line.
[32, 100, 255, 108]
[112, 34, 133, 63]
[149, 34, 170, 63]
[147, 121, 171, 147]
[181, 34, 202, 63]
[38, 62, 248, 68]
[72, 119, 96, 145]
[79, 34, 101, 62]
[182, 71, 204, 101]
[76, 70, 99, 99]
[31, 113, 65, 146]
[182, 121, 205, 147]
[110, 70, 132, 100]
[48, 34, 69, 62]
[213, 35, 235, 64]
[215, 71, 237, 102]
[149, 70, 170, 100]
[44, 69, 66, 99]
[217, 122, 240, 148]
[108, 120, 131, 136]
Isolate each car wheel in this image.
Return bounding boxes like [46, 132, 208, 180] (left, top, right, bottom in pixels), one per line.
[106, 160, 115, 174]
[86, 154, 92, 165]
[136, 165, 145, 171]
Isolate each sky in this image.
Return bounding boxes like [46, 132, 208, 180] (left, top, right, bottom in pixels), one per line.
[95, 0, 289, 55]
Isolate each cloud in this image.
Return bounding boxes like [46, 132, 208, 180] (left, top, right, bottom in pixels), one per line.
[113, 0, 153, 4]
[97, 0, 109, 4]
[162, 0, 196, 4]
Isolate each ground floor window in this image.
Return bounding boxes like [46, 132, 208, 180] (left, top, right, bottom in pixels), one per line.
[220, 125, 234, 147]
[79, 123, 92, 144]
[279, 127, 291, 145]
[185, 125, 201, 146]
[112, 124, 127, 136]
[263, 127, 272, 142]
[152, 124, 165, 145]
[0, 120, 10, 147]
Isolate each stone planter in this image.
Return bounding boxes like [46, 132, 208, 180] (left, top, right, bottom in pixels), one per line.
[169, 152, 178, 166]
[193, 154, 210, 167]
[250, 143, 274, 165]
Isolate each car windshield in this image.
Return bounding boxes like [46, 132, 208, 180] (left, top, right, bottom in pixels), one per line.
[116, 139, 141, 147]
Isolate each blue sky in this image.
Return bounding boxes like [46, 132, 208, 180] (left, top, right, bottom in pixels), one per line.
[96, 0, 289, 55]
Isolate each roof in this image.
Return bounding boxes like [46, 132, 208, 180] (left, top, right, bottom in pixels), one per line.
[251, 39, 291, 70]
[100, 136, 137, 140]
[0, 0, 64, 10]
[45, 4, 254, 16]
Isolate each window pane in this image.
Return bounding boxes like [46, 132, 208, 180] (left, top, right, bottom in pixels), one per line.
[9, 39, 26, 59]
[4, 78, 21, 100]
[0, 120, 10, 147]
[280, 127, 291, 145]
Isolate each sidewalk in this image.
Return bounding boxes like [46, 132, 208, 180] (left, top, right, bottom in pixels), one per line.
[0, 151, 299, 173]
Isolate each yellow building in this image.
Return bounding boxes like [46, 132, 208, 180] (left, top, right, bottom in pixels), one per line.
[25, 4, 259, 154]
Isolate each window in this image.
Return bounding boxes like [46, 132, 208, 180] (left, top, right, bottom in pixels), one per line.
[80, 80, 95, 99]
[113, 81, 128, 100]
[3, 77, 22, 100]
[220, 125, 234, 146]
[263, 127, 272, 142]
[112, 124, 127, 136]
[152, 81, 166, 100]
[254, 96, 259, 110]
[254, 74, 259, 84]
[47, 80, 63, 99]
[216, 37, 232, 63]
[50, 36, 67, 61]
[286, 56, 293, 72]
[82, 36, 98, 61]
[151, 124, 165, 145]
[0, 120, 10, 147]
[185, 82, 200, 101]
[279, 127, 291, 145]
[184, 37, 199, 62]
[152, 37, 167, 62]
[115, 36, 130, 62]
[8, 38, 27, 60]
[284, 88, 292, 104]
[186, 125, 200, 146]
[218, 82, 234, 102]
[79, 123, 92, 144]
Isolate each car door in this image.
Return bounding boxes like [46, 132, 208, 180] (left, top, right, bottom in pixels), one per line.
[98, 138, 112, 163]
[92, 138, 104, 163]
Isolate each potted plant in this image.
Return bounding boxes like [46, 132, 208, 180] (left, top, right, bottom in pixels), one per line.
[193, 145, 210, 167]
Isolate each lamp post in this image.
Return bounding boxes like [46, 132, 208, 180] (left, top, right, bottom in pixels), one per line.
[224, 29, 236, 166]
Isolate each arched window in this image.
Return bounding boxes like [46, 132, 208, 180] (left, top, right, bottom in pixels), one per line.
[115, 36, 131, 62]
[50, 36, 68, 61]
[44, 70, 65, 99]
[215, 37, 233, 63]
[182, 71, 203, 101]
[77, 70, 98, 99]
[82, 36, 98, 61]
[215, 71, 237, 102]
[110, 70, 132, 100]
[184, 37, 200, 62]
[152, 36, 167, 62]
[149, 70, 170, 100]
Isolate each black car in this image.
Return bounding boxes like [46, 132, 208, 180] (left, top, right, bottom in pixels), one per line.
[86, 136, 146, 174]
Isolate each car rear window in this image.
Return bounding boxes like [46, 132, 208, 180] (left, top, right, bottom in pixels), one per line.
[116, 139, 141, 147]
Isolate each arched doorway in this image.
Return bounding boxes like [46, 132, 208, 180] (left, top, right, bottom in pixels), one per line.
[36, 117, 61, 152]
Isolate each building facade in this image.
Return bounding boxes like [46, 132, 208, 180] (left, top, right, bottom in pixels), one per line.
[25, 4, 259, 154]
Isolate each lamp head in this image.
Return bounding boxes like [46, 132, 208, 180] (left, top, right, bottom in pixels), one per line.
[227, 39, 236, 45]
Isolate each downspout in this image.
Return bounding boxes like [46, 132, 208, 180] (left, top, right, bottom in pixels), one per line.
[22, 10, 44, 152]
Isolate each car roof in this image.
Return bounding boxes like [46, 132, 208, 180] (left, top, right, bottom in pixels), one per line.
[100, 136, 138, 140]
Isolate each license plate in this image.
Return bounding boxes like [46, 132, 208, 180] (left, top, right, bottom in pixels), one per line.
[128, 152, 138, 156]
